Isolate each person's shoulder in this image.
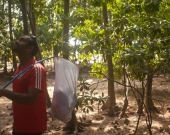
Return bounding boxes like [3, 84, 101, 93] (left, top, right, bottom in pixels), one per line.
[30, 64, 46, 78]
[35, 63, 45, 68]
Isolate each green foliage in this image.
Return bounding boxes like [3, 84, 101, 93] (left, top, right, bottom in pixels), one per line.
[76, 76, 108, 114]
[143, 0, 162, 13]
[90, 62, 107, 78]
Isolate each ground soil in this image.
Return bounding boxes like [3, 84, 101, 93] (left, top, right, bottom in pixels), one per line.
[0, 70, 170, 135]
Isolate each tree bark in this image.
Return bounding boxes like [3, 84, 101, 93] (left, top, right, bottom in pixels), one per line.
[8, 0, 17, 72]
[145, 72, 158, 112]
[102, 3, 116, 116]
[63, 0, 70, 59]
[2, 0, 7, 73]
[20, 0, 29, 34]
[27, 0, 43, 62]
[119, 66, 128, 118]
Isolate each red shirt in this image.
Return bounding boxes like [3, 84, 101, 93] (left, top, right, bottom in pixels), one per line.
[12, 58, 47, 133]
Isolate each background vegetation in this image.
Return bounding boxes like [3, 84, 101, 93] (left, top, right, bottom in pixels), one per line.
[0, 0, 170, 134]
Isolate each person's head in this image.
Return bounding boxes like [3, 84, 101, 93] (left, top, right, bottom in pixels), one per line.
[13, 35, 39, 57]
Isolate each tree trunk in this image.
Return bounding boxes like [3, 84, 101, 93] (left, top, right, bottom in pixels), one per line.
[107, 55, 116, 115]
[2, 0, 7, 74]
[27, 0, 43, 62]
[145, 72, 158, 112]
[63, 0, 70, 59]
[20, 0, 29, 34]
[102, 3, 116, 116]
[119, 66, 128, 118]
[8, 0, 17, 72]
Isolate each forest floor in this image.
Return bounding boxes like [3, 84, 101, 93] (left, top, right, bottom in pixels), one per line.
[0, 68, 170, 135]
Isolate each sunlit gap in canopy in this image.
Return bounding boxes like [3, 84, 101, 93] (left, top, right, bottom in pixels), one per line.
[69, 37, 103, 64]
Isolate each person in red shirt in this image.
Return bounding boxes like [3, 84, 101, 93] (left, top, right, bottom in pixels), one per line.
[0, 35, 47, 135]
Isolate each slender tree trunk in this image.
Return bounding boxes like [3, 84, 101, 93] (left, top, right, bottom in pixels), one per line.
[20, 0, 29, 34]
[145, 72, 158, 112]
[2, 0, 7, 73]
[8, 0, 17, 72]
[3, 50, 8, 74]
[119, 65, 129, 118]
[102, 3, 115, 116]
[63, 0, 69, 59]
[28, 0, 36, 35]
[28, 0, 43, 61]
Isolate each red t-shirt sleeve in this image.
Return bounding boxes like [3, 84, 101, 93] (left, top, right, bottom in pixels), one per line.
[29, 64, 45, 91]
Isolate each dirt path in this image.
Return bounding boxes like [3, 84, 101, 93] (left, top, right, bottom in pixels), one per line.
[0, 72, 170, 135]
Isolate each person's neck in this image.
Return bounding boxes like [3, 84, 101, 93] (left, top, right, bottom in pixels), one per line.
[18, 55, 33, 68]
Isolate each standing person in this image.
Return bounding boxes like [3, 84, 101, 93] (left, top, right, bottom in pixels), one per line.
[0, 35, 47, 135]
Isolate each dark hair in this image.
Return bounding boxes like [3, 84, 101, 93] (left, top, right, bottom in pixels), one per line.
[28, 35, 39, 56]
